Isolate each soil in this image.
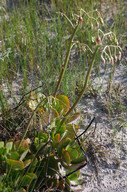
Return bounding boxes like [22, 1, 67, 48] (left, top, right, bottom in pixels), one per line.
[76, 58, 127, 192]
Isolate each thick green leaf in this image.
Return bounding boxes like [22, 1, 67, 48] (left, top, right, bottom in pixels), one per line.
[67, 148, 79, 160]
[71, 156, 86, 164]
[27, 173, 37, 179]
[70, 179, 83, 186]
[41, 108, 59, 125]
[64, 161, 86, 171]
[65, 177, 71, 192]
[6, 159, 24, 170]
[56, 95, 70, 115]
[68, 170, 80, 181]
[21, 175, 32, 187]
[64, 124, 79, 139]
[25, 155, 37, 172]
[38, 132, 48, 142]
[52, 133, 60, 148]
[57, 137, 71, 156]
[62, 148, 71, 164]
[47, 154, 59, 176]
[55, 118, 66, 134]
[14, 140, 29, 153]
[56, 123, 66, 134]
[0, 141, 4, 148]
[0, 147, 6, 155]
[23, 159, 31, 168]
[20, 149, 29, 161]
[6, 142, 13, 152]
[7, 151, 20, 160]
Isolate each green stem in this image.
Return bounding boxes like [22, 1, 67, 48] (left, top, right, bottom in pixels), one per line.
[17, 98, 46, 150]
[53, 24, 79, 97]
[60, 46, 99, 126]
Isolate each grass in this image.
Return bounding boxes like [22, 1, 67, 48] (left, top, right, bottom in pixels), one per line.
[0, 0, 126, 135]
[0, 0, 100, 103]
[0, 0, 126, 120]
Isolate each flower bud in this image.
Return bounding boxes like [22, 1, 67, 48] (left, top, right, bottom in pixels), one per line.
[110, 57, 114, 65]
[114, 55, 117, 62]
[90, 23, 93, 29]
[96, 22, 99, 27]
[78, 17, 83, 24]
[91, 37, 96, 46]
[98, 17, 104, 26]
[82, 44, 86, 51]
[96, 36, 101, 45]
[117, 52, 122, 60]
[114, 38, 119, 46]
[72, 19, 76, 25]
[101, 57, 105, 64]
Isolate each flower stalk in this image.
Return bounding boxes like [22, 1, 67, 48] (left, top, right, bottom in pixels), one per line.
[60, 46, 99, 126]
[53, 24, 79, 97]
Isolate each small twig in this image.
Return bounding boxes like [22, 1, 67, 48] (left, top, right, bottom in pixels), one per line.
[63, 162, 87, 178]
[75, 117, 95, 140]
[73, 124, 89, 162]
[17, 97, 45, 150]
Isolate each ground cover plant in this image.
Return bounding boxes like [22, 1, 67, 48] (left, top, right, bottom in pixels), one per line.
[0, 0, 124, 190]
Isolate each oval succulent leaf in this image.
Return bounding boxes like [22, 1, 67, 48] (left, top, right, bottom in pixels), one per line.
[38, 132, 49, 142]
[7, 151, 20, 160]
[6, 159, 24, 170]
[71, 156, 86, 164]
[65, 177, 71, 191]
[66, 161, 86, 171]
[57, 137, 71, 156]
[70, 179, 84, 186]
[67, 148, 79, 160]
[47, 154, 59, 176]
[56, 95, 70, 115]
[0, 141, 4, 148]
[23, 159, 31, 169]
[6, 142, 13, 152]
[62, 148, 71, 164]
[27, 173, 37, 179]
[52, 133, 60, 148]
[20, 149, 29, 161]
[64, 124, 79, 139]
[21, 175, 32, 187]
[68, 170, 80, 181]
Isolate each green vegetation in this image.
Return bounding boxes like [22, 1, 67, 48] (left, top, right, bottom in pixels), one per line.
[0, 0, 126, 191]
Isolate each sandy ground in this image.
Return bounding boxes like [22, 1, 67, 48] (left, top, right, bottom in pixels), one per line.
[75, 57, 127, 192]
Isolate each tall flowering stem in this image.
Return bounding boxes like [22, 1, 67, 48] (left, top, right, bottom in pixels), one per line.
[53, 24, 79, 97]
[60, 46, 99, 126]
